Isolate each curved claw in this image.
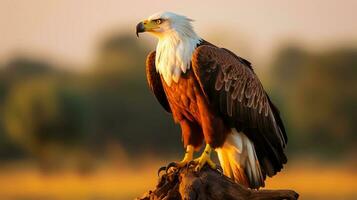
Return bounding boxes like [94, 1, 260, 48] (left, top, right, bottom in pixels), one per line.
[216, 165, 224, 175]
[157, 166, 167, 176]
[165, 162, 178, 174]
[188, 160, 197, 167]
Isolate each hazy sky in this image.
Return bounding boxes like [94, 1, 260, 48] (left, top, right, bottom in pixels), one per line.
[1, 0, 357, 68]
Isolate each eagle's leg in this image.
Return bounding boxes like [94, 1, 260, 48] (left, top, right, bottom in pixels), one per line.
[168, 145, 194, 168]
[177, 145, 194, 167]
[159, 145, 194, 174]
[192, 143, 216, 171]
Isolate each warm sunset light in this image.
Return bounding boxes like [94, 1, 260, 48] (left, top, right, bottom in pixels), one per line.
[0, 1, 356, 199]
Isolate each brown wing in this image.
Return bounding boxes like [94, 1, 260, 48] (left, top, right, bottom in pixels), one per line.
[146, 51, 171, 113]
[192, 45, 287, 178]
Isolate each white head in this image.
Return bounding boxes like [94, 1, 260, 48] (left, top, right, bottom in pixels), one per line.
[136, 12, 201, 85]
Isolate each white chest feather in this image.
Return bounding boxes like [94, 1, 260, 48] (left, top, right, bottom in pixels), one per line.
[155, 32, 201, 86]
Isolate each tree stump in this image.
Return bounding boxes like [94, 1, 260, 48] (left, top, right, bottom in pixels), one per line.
[136, 165, 299, 200]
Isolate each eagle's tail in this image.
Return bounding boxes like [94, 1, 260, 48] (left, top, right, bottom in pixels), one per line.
[216, 128, 264, 189]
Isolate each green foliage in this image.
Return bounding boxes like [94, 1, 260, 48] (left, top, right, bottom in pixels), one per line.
[94, 33, 149, 74]
[3, 77, 87, 150]
[270, 45, 357, 158]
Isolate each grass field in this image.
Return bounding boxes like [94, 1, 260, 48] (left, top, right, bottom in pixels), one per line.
[0, 160, 356, 200]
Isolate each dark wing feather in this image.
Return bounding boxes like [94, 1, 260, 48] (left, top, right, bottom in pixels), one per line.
[146, 51, 171, 113]
[192, 45, 287, 178]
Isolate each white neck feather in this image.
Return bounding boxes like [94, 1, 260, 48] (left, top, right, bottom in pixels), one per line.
[155, 30, 201, 86]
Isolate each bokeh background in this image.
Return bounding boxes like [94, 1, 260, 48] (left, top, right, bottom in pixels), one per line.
[1, 0, 356, 199]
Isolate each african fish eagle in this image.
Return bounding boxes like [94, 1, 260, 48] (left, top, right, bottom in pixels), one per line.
[136, 11, 287, 189]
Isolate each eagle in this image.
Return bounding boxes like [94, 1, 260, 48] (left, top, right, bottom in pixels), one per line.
[136, 12, 287, 189]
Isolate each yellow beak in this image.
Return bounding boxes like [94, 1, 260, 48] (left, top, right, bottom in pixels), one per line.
[136, 20, 159, 37]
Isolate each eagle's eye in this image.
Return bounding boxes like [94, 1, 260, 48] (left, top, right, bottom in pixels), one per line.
[154, 19, 162, 25]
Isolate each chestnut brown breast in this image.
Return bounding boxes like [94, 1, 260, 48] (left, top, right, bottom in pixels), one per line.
[162, 71, 202, 124]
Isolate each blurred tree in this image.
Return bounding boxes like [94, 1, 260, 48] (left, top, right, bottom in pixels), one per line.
[0, 57, 57, 161]
[0, 56, 55, 103]
[3, 77, 88, 166]
[94, 33, 148, 74]
[270, 45, 357, 158]
[3, 56, 53, 75]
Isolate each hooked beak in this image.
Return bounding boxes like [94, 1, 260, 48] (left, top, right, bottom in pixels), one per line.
[136, 22, 145, 37]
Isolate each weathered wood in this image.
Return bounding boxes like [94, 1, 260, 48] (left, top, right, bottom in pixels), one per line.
[137, 165, 298, 200]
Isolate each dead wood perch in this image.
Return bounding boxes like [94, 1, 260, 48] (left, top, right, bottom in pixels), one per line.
[137, 165, 299, 200]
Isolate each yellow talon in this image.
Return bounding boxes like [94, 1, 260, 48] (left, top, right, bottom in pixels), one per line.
[159, 145, 195, 175]
[176, 145, 194, 167]
[194, 144, 216, 171]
